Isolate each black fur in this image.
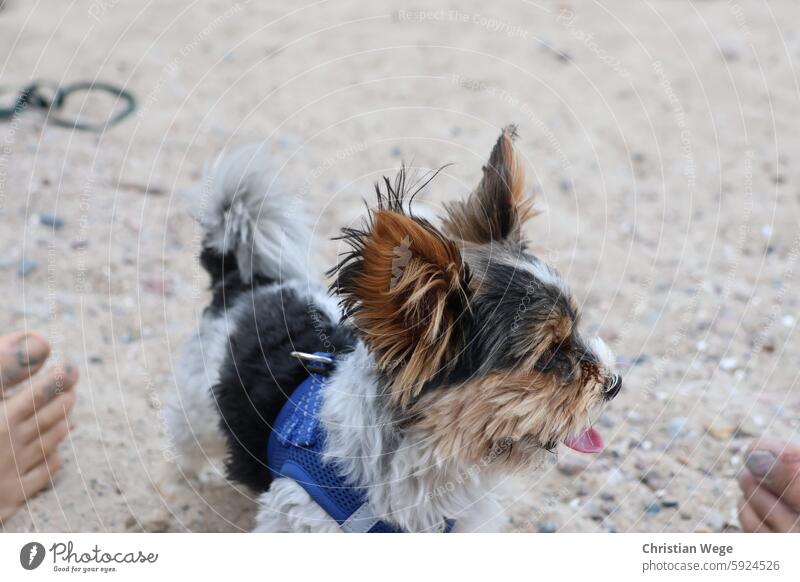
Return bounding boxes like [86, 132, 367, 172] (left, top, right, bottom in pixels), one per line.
[204, 260, 355, 492]
[421, 255, 581, 394]
[200, 242, 275, 317]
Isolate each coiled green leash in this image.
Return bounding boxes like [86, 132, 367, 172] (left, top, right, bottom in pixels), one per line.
[0, 80, 135, 132]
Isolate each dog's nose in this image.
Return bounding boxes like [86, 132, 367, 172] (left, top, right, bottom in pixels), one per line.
[604, 374, 622, 400]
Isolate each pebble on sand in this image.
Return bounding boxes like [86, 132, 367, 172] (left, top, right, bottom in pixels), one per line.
[645, 502, 662, 516]
[538, 521, 557, 533]
[705, 421, 736, 440]
[666, 416, 690, 439]
[125, 514, 170, 533]
[38, 213, 65, 229]
[17, 257, 39, 277]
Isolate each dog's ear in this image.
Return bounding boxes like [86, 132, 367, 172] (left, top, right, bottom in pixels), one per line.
[332, 207, 471, 408]
[442, 125, 535, 245]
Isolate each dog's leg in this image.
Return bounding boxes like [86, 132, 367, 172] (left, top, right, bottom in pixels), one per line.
[252, 478, 341, 533]
[165, 313, 232, 480]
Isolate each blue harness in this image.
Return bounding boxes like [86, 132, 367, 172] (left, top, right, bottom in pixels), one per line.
[266, 353, 454, 533]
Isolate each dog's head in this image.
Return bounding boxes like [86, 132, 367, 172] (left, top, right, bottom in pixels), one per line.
[331, 126, 621, 469]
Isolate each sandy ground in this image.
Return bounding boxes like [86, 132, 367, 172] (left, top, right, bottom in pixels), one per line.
[1, 0, 799, 533]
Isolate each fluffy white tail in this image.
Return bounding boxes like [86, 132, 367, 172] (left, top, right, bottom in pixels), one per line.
[188, 144, 311, 283]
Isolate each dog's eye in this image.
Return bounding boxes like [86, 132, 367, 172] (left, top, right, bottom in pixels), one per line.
[534, 345, 560, 372]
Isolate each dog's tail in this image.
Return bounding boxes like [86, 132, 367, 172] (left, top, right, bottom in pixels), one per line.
[188, 144, 311, 286]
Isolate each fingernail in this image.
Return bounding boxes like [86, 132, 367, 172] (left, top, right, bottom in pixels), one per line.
[16, 334, 48, 367]
[746, 450, 778, 478]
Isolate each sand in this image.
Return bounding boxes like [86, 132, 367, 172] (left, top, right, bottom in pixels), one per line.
[1, 0, 798, 532]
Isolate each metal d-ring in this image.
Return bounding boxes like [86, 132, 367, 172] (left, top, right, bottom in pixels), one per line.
[290, 352, 335, 366]
[290, 351, 336, 375]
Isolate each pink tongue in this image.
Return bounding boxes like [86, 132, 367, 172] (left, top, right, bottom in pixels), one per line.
[564, 427, 604, 453]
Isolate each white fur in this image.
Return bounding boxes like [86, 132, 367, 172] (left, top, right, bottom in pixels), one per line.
[524, 256, 572, 297]
[253, 479, 340, 533]
[166, 305, 243, 479]
[188, 144, 312, 283]
[589, 336, 616, 369]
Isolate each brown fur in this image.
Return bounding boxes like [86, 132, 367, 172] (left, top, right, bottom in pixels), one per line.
[520, 311, 575, 369]
[411, 365, 606, 466]
[344, 210, 471, 408]
[442, 125, 536, 245]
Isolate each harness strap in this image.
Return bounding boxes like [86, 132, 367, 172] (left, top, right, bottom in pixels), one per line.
[268, 351, 454, 533]
[341, 503, 382, 533]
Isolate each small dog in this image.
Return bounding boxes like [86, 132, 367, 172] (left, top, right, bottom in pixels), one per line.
[167, 126, 622, 532]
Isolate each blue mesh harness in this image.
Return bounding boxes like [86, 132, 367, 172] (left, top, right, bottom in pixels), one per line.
[266, 353, 454, 533]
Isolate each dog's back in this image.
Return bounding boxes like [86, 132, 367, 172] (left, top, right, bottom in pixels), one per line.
[167, 146, 353, 491]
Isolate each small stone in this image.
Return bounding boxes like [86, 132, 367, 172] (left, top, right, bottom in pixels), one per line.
[719, 357, 738, 372]
[38, 213, 65, 229]
[707, 511, 726, 532]
[645, 502, 662, 516]
[734, 419, 758, 438]
[640, 470, 666, 491]
[666, 416, 689, 439]
[125, 515, 170, 533]
[17, 257, 38, 277]
[538, 521, 557, 533]
[661, 500, 679, 509]
[586, 507, 604, 522]
[557, 457, 589, 477]
[705, 421, 736, 441]
[71, 240, 89, 250]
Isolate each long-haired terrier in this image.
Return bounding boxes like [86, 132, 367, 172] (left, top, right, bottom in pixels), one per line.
[167, 126, 622, 532]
